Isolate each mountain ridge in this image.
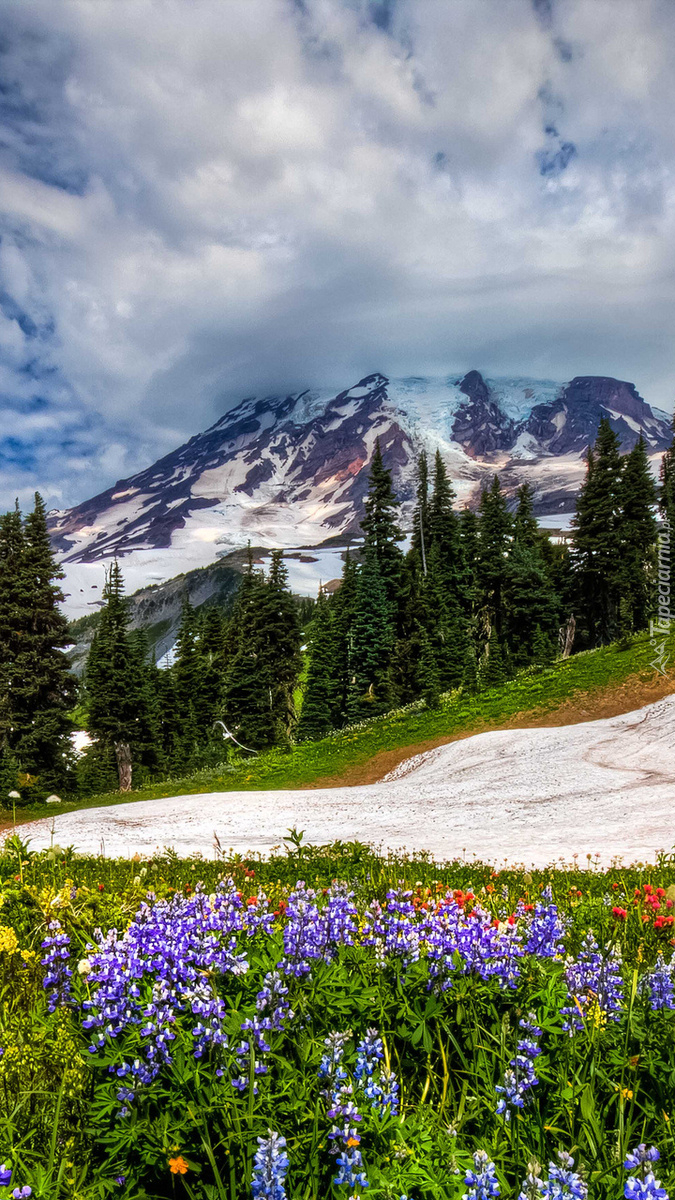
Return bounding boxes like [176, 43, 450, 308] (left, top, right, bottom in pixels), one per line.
[48, 369, 672, 615]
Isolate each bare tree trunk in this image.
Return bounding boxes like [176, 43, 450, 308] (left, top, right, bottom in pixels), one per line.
[114, 741, 132, 792]
[559, 615, 576, 659]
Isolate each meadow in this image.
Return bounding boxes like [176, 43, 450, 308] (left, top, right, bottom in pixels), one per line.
[2, 836, 675, 1200]
[7, 625, 675, 826]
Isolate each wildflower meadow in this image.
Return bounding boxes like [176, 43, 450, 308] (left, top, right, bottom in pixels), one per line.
[1, 836, 675, 1200]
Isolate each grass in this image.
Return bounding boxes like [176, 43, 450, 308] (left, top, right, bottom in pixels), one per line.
[2, 838, 675, 1198]
[7, 625, 673, 825]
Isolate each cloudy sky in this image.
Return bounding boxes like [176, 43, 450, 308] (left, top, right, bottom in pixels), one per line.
[2, 0, 675, 510]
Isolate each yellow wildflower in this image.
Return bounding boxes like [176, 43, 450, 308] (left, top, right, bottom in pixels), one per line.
[0, 926, 19, 955]
[168, 1157, 189, 1175]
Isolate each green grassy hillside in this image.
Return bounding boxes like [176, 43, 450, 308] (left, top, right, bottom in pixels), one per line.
[10, 625, 674, 823]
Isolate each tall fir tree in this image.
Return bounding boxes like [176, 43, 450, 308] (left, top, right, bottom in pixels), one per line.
[458, 506, 480, 621]
[503, 541, 560, 669]
[659, 415, 675, 619]
[347, 552, 394, 722]
[0, 505, 29, 789]
[168, 598, 200, 769]
[0, 495, 75, 795]
[618, 436, 658, 633]
[195, 606, 228, 735]
[410, 450, 430, 575]
[296, 588, 338, 740]
[329, 551, 358, 727]
[479, 626, 506, 689]
[429, 450, 463, 591]
[85, 561, 156, 790]
[503, 483, 559, 668]
[256, 550, 303, 745]
[571, 419, 624, 645]
[512, 484, 539, 550]
[222, 551, 277, 750]
[361, 439, 405, 608]
[477, 476, 512, 640]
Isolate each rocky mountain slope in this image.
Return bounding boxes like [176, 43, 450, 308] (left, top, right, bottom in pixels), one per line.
[49, 370, 672, 617]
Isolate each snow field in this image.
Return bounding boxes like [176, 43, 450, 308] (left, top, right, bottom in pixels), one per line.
[15, 695, 675, 866]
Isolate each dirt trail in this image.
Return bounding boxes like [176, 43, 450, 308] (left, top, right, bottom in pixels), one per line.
[303, 670, 675, 789]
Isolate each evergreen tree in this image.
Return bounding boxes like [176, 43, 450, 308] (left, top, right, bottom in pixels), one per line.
[429, 450, 463, 574]
[329, 551, 359, 727]
[417, 625, 441, 709]
[410, 451, 430, 575]
[618, 436, 658, 633]
[512, 484, 539, 550]
[571, 419, 624, 645]
[462, 642, 479, 694]
[659, 415, 675, 620]
[296, 588, 338, 740]
[503, 542, 559, 669]
[532, 624, 556, 669]
[347, 553, 394, 722]
[85, 561, 155, 791]
[479, 627, 506, 689]
[361, 439, 405, 607]
[170, 597, 200, 767]
[0, 505, 28, 786]
[458, 507, 480, 620]
[421, 542, 467, 691]
[195, 606, 227, 735]
[477, 476, 512, 638]
[222, 553, 277, 750]
[0, 495, 75, 795]
[257, 550, 303, 745]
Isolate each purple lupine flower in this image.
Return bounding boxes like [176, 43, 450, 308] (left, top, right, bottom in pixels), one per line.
[355, 1029, 399, 1117]
[496, 1013, 542, 1121]
[12, 1188, 32, 1199]
[426, 898, 523, 993]
[318, 1031, 350, 1101]
[325, 883, 359, 952]
[0, 1164, 12, 1188]
[232, 972, 293, 1091]
[625, 1146, 669, 1200]
[640, 958, 675, 1011]
[523, 902, 568, 958]
[251, 1131, 289, 1199]
[41, 919, 73, 1012]
[278, 882, 328, 977]
[464, 1150, 500, 1200]
[561, 934, 623, 1033]
[541, 1153, 587, 1200]
[81, 878, 254, 1110]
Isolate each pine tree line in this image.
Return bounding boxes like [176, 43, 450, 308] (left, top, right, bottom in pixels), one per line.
[82, 548, 304, 791]
[0, 417, 671, 799]
[299, 425, 665, 737]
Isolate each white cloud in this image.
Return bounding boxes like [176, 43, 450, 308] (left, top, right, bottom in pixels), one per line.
[1, 0, 674, 509]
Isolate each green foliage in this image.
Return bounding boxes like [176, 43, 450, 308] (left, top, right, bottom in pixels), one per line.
[361, 437, 405, 607]
[3, 845, 675, 1198]
[0, 495, 75, 799]
[477, 476, 512, 639]
[35, 623, 675, 816]
[297, 589, 338, 740]
[348, 552, 395, 722]
[572, 420, 625, 646]
[85, 561, 158, 789]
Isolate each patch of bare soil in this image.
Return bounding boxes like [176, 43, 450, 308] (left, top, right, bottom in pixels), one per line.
[303, 670, 675, 790]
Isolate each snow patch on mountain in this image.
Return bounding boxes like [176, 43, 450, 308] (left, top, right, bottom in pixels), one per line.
[50, 369, 672, 618]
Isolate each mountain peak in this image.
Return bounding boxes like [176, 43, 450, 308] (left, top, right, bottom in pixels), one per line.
[48, 369, 673, 618]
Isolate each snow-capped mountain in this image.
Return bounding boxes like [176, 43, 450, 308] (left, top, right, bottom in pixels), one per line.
[50, 370, 672, 616]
